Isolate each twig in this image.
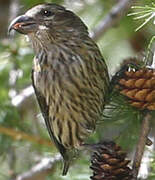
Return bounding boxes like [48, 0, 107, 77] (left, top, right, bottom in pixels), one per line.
[11, 85, 34, 107]
[0, 125, 52, 147]
[13, 154, 62, 180]
[138, 136, 154, 179]
[132, 113, 151, 180]
[8, 0, 19, 38]
[9, 0, 19, 22]
[91, 0, 135, 41]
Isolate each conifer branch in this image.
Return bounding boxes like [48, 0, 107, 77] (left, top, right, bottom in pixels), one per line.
[0, 125, 52, 147]
[13, 154, 62, 180]
[11, 85, 34, 107]
[132, 113, 151, 180]
[91, 0, 135, 41]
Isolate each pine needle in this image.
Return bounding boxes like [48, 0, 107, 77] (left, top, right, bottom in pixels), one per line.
[135, 13, 155, 31]
[128, 3, 155, 31]
[133, 12, 153, 20]
[128, 10, 152, 16]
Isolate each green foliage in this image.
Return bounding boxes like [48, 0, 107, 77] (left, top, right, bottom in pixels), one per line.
[21, 0, 64, 9]
[48, 153, 91, 180]
[97, 90, 143, 150]
[128, 3, 155, 31]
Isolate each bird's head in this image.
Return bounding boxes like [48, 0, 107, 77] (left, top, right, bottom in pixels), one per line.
[9, 3, 88, 40]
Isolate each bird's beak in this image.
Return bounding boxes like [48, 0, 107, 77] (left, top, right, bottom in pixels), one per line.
[8, 15, 37, 35]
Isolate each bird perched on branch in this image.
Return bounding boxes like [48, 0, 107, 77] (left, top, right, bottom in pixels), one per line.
[9, 3, 109, 175]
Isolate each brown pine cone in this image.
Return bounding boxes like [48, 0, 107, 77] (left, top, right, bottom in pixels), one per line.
[90, 141, 132, 180]
[117, 68, 155, 110]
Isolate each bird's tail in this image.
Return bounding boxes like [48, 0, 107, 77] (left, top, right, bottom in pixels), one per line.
[62, 159, 70, 176]
[62, 149, 76, 176]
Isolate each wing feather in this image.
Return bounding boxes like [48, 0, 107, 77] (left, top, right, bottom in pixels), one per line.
[31, 69, 69, 175]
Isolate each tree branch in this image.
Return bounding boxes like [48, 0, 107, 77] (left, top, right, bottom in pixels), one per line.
[13, 154, 62, 180]
[11, 85, 34, 107]
[132, 113, 151, 180]
[91, 0, 135, 41]
[9, 0, 19, 22]
[0, 125, 52, 147]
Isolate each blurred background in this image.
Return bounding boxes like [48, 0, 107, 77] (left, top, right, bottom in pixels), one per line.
[0, 0, 154, 179]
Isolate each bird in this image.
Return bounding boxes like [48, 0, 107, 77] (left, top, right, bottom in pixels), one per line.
[9, 3, 109, 175]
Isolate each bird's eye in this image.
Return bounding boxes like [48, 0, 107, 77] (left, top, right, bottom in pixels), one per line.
[42, 10, 53, 17]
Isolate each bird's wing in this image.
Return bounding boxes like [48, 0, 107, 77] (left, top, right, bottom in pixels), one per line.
[31, 69, 70, 175]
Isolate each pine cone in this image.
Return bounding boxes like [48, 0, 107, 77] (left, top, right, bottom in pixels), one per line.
[90, 141, 132, 180]
[117, 68, 155, 110]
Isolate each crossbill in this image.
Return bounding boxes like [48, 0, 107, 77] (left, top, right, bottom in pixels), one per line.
[9, 3, 109, 175]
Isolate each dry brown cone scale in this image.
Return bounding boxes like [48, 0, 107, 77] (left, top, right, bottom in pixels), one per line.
[115, 58, 155, 110]
[90, 141, 132, 180]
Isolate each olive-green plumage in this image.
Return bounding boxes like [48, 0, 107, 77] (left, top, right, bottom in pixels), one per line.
[9, 3, 109, 175]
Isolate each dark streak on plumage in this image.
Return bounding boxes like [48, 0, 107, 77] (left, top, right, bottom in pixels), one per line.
[74, 121, 82, 143]
[57, 119, 63, 143]
[68, 121, 73, 147]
